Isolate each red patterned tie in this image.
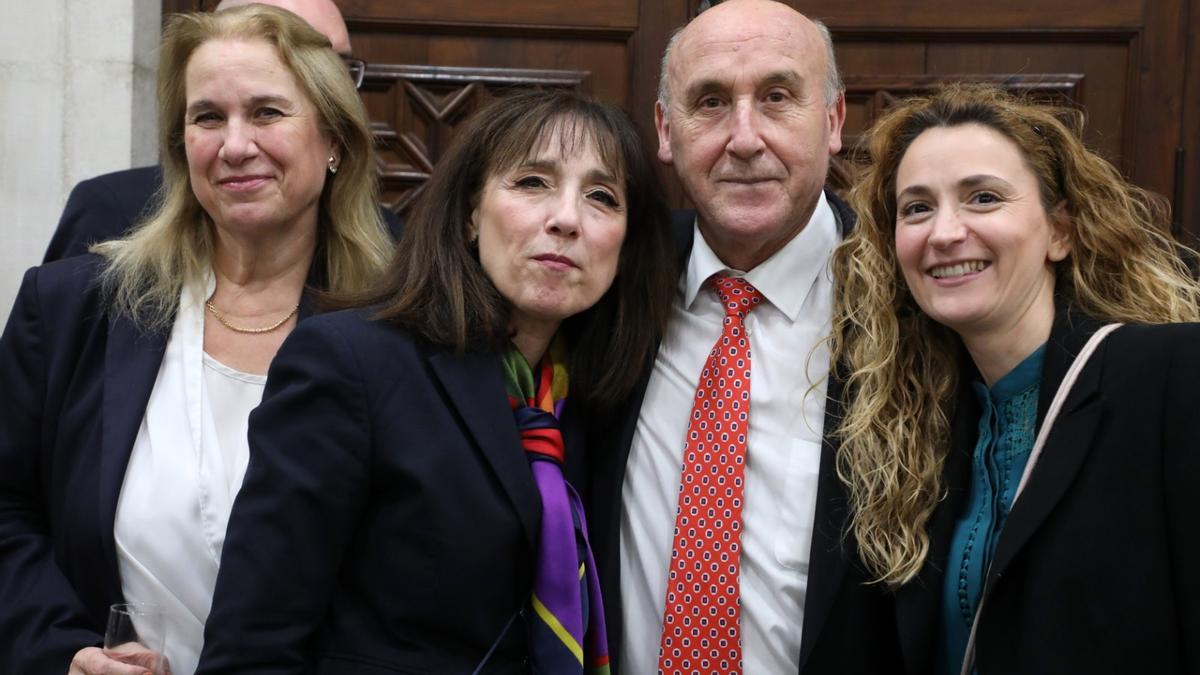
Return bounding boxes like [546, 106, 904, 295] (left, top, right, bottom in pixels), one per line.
[658, 275, 764, 675]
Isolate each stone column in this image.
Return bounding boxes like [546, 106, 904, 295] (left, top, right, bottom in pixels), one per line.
[0, 0, 160, 325]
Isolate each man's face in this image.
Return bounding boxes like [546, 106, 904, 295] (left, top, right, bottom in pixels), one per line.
[656, 0, 845, 271]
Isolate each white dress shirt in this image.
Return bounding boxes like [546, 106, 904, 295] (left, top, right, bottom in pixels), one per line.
[114, 275, 265, 674]
[620, 194, 838, 674]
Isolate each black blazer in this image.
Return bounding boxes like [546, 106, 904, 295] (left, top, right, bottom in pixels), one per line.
[44, 166, 163, 261]
[196, 309, 587, 673]
[884, 309, 1200, 675]
[0, 254, 327, 674]
[44, 165, 404, 262]
[0, 255, 169, 673]
[587, 193, 902, 675]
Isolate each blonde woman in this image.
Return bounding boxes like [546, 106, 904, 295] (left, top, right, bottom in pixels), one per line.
[830, 85, 1200, 674]
[0, 6, 391, 673]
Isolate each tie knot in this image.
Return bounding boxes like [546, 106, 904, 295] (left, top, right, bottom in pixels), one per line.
[710, 275, 764, 318]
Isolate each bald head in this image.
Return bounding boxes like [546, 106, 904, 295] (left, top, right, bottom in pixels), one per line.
[650, 0, 846, 271]
[216, 0, 352, 55]
[658, 0, 841, 108]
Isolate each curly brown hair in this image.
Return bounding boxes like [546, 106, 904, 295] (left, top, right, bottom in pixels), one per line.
[831, 83, 1200, 586]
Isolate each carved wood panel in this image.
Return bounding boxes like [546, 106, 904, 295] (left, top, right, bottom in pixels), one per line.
[827, 73, 1087, 194]
[359, 64, 588, 215]
[161, 0, 1196, 236]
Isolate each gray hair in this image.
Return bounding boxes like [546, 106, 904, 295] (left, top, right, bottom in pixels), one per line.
[656, 14, 844, 110]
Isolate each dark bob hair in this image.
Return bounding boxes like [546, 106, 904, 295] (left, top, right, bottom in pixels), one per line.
[358, 88, 675, 409]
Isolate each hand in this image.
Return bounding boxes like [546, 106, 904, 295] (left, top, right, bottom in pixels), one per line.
[69, 645, 171, 675]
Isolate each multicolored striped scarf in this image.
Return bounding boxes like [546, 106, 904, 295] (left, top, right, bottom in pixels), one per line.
[502, 337, 610, 675]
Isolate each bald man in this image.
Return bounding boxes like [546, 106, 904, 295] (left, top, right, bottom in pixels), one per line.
[218, 0, 350, 55]
[43, 0, 398, 263]
[589, 2, 902, 674]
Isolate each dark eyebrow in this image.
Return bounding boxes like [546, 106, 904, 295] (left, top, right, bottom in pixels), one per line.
[513, 158, 621, 187]
[896, 174, 1016, 201]
[958, 174, 1014, 191]
[185, 99, 216, 117]
[682, 70, 805, 104]
[682, 78, 728, 104]
[896, 184, 933, 202]
[586, 167, 622, 187]
[760, 71, 804, 91]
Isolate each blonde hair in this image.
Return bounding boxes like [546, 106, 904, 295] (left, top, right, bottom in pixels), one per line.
[95, 4, 391, 330]
[831, 83, 1200, 586]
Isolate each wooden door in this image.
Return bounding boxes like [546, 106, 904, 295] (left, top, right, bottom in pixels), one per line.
[816, 0, 1195, 240]
[335, 0, 689, 213]
[162, 0, 1197, 237]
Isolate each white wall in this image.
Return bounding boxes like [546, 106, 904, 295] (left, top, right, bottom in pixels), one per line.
[0, 0, 160, 327]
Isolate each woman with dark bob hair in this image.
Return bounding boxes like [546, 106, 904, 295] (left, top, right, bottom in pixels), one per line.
[826, 84, 1200, 674]
[197, 89, 675, 673]
[0, 5, 391, 674]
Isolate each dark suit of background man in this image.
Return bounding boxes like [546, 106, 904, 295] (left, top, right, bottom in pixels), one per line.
[589, 1, 903, 673]
[42, 0, 402, 263]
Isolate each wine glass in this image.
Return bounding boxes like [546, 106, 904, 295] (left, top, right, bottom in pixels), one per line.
[104, 602, 168, 674]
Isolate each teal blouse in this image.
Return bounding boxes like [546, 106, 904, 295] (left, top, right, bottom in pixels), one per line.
[937, 344, 1046, 675]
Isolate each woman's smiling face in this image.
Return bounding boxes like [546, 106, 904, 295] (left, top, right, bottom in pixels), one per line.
[184, 37, 335, 239]
[893, 123, 1071, 340]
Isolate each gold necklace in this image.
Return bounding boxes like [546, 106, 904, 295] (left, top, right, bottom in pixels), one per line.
[205, 301, 299, 334]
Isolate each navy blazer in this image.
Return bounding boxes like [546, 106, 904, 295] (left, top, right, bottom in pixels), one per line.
[44, 166, 163, 261]
[883, 310, 1200, 675]
[0, 254, 327, 674]
[0, 255, 168, 672]
[587, 193, 902, 675]
[44, 165, 404, 262]
[809, 308, 1200, 674]
[197, 309, 587, 673]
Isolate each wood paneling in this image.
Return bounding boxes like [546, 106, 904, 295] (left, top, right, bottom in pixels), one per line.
[1182, 0, 1200, 241]
[815, 0, 1194, 235]
[160, 0, 1197, 236]
[360, 64, 588, 214]
[337, 0, 638, 30]
[347, 13, 633, 217]
[926, 38, 1128, 161]
[798, 0, 1146, 28]
[828, 74, 1087, 193]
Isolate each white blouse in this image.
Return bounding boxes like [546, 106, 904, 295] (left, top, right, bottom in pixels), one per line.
[113, 275, 266, 674]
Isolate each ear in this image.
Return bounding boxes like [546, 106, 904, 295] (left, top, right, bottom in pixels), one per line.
[327, 141, 341, 173]
[826, 92, 846, 156]
[654, 100, 673, 166]
[1047, 200, 1073, 262]
[468, 207, 480, 243]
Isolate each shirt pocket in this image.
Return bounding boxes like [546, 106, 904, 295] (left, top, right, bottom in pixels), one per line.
[773, 438, 822, 570]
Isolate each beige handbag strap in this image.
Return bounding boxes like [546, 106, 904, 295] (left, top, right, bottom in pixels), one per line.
[959, 322, 1122, 675]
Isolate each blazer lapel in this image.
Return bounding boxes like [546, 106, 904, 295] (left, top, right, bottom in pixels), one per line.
[98, 313, 167, 588]
[796, 373, 850, 672]
[429, 350, 541, 550]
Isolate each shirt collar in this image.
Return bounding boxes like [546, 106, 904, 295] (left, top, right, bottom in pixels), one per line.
[683, 191, 839, 321]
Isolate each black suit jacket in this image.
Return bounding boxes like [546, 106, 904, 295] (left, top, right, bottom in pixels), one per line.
[0, 255, 173, 672]
[45, 165, 403, 262]
[197, 309, 587, 673]
[588, 193, 902, 675]
[885, 309, 1200, 675]
[45, 166, 163, 261]
[0, 254, 330, 674]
